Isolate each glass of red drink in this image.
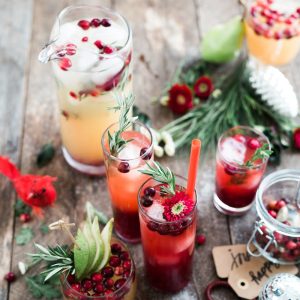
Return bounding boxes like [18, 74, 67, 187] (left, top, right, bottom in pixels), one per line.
[214, 126, 271, 216]
[138, 176, 197, 293]
[102, 121, 154, 243]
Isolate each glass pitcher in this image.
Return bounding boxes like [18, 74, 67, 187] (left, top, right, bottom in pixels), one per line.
[39, 5, 132, 175]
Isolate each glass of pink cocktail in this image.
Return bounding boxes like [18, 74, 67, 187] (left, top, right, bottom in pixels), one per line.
[102, 121, 154, 243]
[138, 174, 197, 293]
[214, 126, 271, 216]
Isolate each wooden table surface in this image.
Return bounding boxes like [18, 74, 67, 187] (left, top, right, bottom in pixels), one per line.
[1, 0, 300, 299]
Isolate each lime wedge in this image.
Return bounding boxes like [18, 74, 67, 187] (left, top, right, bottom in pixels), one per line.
[82, 221, 97, 275]
[97, 218, 114, 270]
[89, 216, 105, 273]
[74, 229, 90, 280]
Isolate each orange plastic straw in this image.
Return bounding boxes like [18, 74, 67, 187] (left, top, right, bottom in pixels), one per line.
[187, 139, 201, 199]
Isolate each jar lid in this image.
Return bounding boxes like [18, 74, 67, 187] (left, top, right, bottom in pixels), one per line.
[259, 273, 300, 300]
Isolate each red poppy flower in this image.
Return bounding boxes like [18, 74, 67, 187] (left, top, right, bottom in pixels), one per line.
[193, 76, 214, 100]
[168, 84, 193, 114]
[293, 128, 300, 150]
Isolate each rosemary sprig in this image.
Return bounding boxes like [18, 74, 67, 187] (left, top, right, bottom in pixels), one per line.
[28, 244, 74, 282]
[108, 92, 136, 156]
[244, 143, 273, 167]
[140, 161, 176, 195]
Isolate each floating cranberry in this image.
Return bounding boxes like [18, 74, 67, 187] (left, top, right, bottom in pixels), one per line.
[91, 272, 103, 283]
[111, 243, 122, 254]
[102, 266, 114, 278]
[59, 57, 72, 71]
[140, 147, 152, 160]
[274, 31, 282, 40]
[77, 20, 90, 30]
[123, 260, 131, 271]
[71, 283, 81, 292]
[224, 164, 238, 176]
[104, 278, 114, 288]
[286, 241, 297, 250]
[90, 18, 101, 27]
[103, 46, 114, 54]
[284, 28, 293, 39]
[101, 19, 111, 27]
[114, 266, 124, 275]
[144, 187, 156, 197]
[4, 272, 16, 283]
[114, 278, 126, 290]
[266, 18, 274, 26]
[93, 283, 105, 293]
[196, 234, 206, 246]
[274, 231, 283, 243]
[82, 279, 93, 291]
[119, 251, 129, 261]
[268, 210, 277, 218]
[19, 213, 31, 223]
[66, 44, 77, 56]
[94, 40, 103, 50]
[118, 162, 130, 173]
[67, 274, 76, 284]
[141, 196, 153, 207]
[247, 138, 261, 150]
[233, 134, 246, 143]
[69, 91, 78, 99]
[123, 271, 130, 279]
[82, 36, 88, 42]
[109, 256, 121, 267]
[104, 290, 114, 296]
[275, 200, 286, 211]
[297, 8, 300, 15]
[147, 221, 159, 232]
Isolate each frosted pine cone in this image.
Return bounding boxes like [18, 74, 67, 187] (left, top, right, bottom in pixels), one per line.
[248, 60, 299, 118]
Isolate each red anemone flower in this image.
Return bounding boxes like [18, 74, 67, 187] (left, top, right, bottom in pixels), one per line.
[168, 84, 193, 114]
[193, 76, 214, 100]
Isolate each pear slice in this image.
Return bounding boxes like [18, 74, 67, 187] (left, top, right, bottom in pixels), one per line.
[74, 229, 90, 280]
[97, 218, 114, 271]
[82, 221, 97, 275]
[89, 216, 105, 273]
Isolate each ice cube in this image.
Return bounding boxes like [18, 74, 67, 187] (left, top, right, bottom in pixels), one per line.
[147, 202, 164, 221]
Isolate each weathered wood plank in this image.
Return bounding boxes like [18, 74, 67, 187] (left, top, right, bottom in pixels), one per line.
[0, 0, 33, 299]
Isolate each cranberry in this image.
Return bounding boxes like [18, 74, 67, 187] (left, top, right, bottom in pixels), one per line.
[297, 8, 300, 15]
[274, 232, 283, 243]
[123, 271, 130, 278]
[81, 36, 88, 42]
[66, 44, 77, 56]
[114, 278, 126, 290]
[71, 283, 81, 292]
[19, 213, 31, 223]
[4, 272, 16, 283]
[102, 266, 114, 278]
[147, 221, 159, 232]
[247, 138, 261, 150]
[67, 274, 76, 284]
[100, 19, 111, 27]
[104, 290, 114, 296]
[104, 278, 114, 288]
[111, 243, 122, 254]
[119, 251, 129, 261]
[94, 40, 103, 50]
[103, 46, 114, 54]
[140, 147, 152, 160]
[114, 266, 124, 275]
[118, 162, 130, 173]
[286, 241, 297, 250]
[233, 134, 246, 143]
[144, 187, 156, 197]
[292, 249, 300, 257]
[224, 164, 238, 176]
[196, 234, 206, 246]
[82, 279, 93, 291]
[93, 283, 105, 293]
[90, 18, 101, 27]
[109, 256, 121, 267]
[91, 272, 103, 282]
[268, 210, 277, 219]
[59, 57, 72, 71]
[141, 196, 153, 207]
[266, 18, 274, 26]
[267, 200, 277, 211]
[123, 260, 131, 271]
[284, 28, 294, 39]
[275, 200, 286, 211]
[77, 20, 90, 30]
[69, 91, 78, 99]
[274, 31, 282, 40]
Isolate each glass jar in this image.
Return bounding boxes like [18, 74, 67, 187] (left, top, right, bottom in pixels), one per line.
[39, 5, 132, 176]
[247, 169, 300, 264]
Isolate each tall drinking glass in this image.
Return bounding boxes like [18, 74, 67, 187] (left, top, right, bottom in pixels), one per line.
[39, 5, 132, 175]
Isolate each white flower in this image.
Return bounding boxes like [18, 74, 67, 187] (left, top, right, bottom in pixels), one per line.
[164, 142, 175, 156]
[161, 131, 176, 156]
[161, 131, 173, 144]
[154, 145, 164, 157]
[159, 95, 169, 106]
[212, 89, 222, 98]
[18, 261, 28, 275]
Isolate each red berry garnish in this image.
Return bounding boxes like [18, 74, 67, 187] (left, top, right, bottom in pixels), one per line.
[286, 241, 297, 250]
[275, 200, 286, 211]
[90, 18, 101, 28]
[247, 138, 261, 150]
[66, 43, 77, 56]
[69, 91, 78, 99]
[267, 200, 277, 211]
[77, 20, 90, 30]
[103, 46, 114, 54]
[4, 272, 16, 283]
[118, 162, 130, 173]
[111, 243, 122, 254]
[91, 272, 103, 282]
[19, 213, 31, 223]
[274, 31, 282, 40]
[122, 260, 131, 271]
[59, 57, 72, 71]
[141, 196, 153, 207]
[104, 290, 114, 296]
[224, 164, 238, 176]
[268, 210, 277, 219]
[104, 278, 114, 288]
[140, 147, 152, 160]
[109, 255, 121, 267]
[71, 283, 81, 292]
[82, 279, 93, 291]
[102, 266, 114, 278]
[94, 40, 103, 50]
[67, 274, 76, 284]
[82, 36, 88, 42]
[293, 128, 300, 150]
[114, 266, 124, 275]
[233, 134, 246, 143]
[119, 251, 129, 261]
[196, 234, 206, 246]
[144, 187, 156, 197]
[193, 76, 214, 100]
[114, 278, 126, 290]
[123, 271, 130, 278]
[93, 283, 105, 293]
[100, 19, 111, 27]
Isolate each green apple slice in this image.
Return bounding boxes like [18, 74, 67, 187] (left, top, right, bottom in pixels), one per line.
[82, 221, 97, 275]
[74, 229, 90, 280]
[89, 216, 105, 273]
[97, 218, 114, 271]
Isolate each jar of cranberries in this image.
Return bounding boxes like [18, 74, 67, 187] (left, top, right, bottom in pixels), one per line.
[247, 169, 300, 264]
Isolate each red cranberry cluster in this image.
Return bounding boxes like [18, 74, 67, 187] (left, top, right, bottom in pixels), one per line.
[77, 18, 111, 31]
[64, 243, 133, 299]
[255, 199, 300, 263]
[250, 0, 300, 39]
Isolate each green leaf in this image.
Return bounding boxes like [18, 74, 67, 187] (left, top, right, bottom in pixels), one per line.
[14, 199, 32, 217]
[36, 144, 55, 168]
[40, 224, 50, 235]
[16, 228, 34, 245]
[201, 16, 245, 63]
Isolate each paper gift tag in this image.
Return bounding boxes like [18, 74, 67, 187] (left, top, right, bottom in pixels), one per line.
[213, 244, 298, 299]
